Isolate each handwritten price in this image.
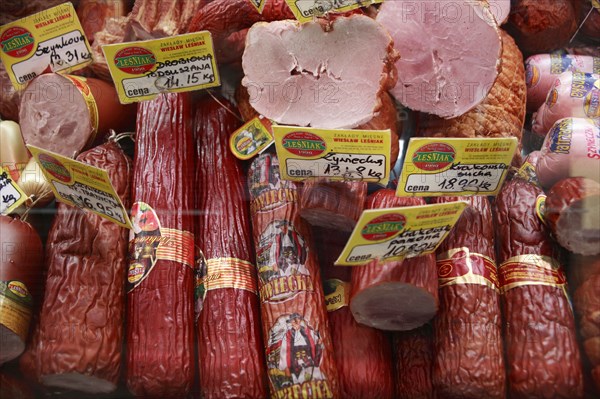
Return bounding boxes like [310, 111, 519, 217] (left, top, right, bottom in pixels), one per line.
[54, 181, 125, 225]
[438, 177, 492, 191]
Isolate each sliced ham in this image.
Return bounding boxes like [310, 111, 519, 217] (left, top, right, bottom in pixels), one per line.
[241, 15, 398, 129]
[376, 0, 502, 118]
[418, 30, 525, 160]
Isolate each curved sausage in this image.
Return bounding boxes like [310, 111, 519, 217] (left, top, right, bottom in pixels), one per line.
[494, 176, 584, 399]
[430, 196, 505, 399]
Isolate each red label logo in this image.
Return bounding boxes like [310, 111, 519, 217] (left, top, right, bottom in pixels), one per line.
[1, 26, 34, 58]
[282, 132, 326, 157]
[412, 143, 455, 171]
[37, 153, 71, 183]
[114, 47, 156, 75]
[361, 214, 406, 241]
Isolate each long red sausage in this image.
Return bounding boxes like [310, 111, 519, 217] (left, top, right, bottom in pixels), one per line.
[494, 175, 584, 398]
[248, 152, 339, 398]
[430, 196, 505, 399]
[194, 94, 267, 398]
[126, 93, 196, 398]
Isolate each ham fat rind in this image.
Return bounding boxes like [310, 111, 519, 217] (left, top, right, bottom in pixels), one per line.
[377, 0, 502, 118]
[242, 15, 397, 129]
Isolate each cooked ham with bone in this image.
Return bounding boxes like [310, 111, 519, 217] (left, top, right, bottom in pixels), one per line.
[241, 15, 398, 129]
[376, 0, 502, 118]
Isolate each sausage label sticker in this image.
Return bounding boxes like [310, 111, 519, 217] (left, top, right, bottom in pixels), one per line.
[323, 279, 350, 312]
[397, 137, 518, 197]
[273, 125, 391, 185]
[285, 0, 384, 23]
[437, 248, 499, 291]
[0, 167, 27, 215]
[247, 0, 268, 13]
[336, 201, 467, 266]
[256, 220, 314, 301]
[26, 145, 132, 228]
[499, 255, 568, 297]
[230, 117, 274, 160]
[0, 3, 92, 90]
[102, 31, 220, 104]
[266, 313, 333, 398]
[128, 201, 195, 292]
[0, 280, 34, 341]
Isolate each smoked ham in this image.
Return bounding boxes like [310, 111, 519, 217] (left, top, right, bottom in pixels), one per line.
[377, 0, 502, 118]
[418, 30, 526, 154]
[241, 15, 398, 129]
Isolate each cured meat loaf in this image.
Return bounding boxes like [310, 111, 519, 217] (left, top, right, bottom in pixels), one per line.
[314, 227, 394, 399]
[194, 94, 267, 398]
[507, 0, 578, 54]
[19, 73, 136, 157]
[494, 175, 584, 399]
[418, 30, 526, 156]
[21, 141, 131, 393]
[544, 177, 600, 256]
[248, 153, 339, 398]
[430, 196, 505, 399]
[377, 0, 502, 118]
[241, 15, 397, 129]
[127, 93, 196, 397]
[393, 325, 435, 399]
[0, 215, 43, 365]
[350, 189, 438, 331]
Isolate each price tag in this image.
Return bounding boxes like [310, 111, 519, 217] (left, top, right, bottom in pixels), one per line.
[0, 167, 27, 215]
[230, 117, 274, 160]
[26, 145, 132, 229]
[335, 201, 467, 266]
[247, 0, 268, 12]
[397, 137, 518, 197]
[273, 125, 391, 185]
[102, 31, 220, 104]
[0, 3, 92, 90]
[285, 0, 384, 23]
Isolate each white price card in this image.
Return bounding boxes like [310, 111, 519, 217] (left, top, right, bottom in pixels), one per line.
[397, 137, 518, 197]
[0, 3, 92, 90]
[273, 125, 391, 185]
[0, 167, 27, 215]
[335, 201, 467, 266]
[102, 31, 220, 104]
[27, 145, 132, 229]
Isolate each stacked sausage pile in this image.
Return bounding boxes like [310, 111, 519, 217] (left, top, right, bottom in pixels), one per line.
[1, 0, 599, 398]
